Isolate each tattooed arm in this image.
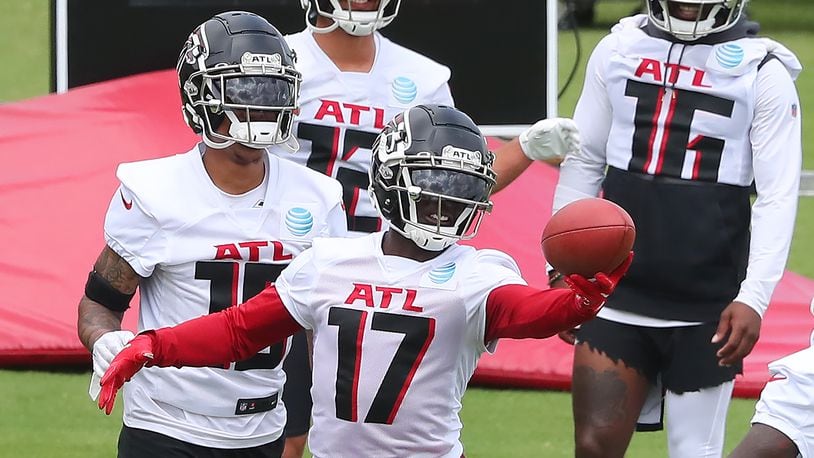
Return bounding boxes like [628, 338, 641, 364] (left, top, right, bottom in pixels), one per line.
[77, 246, 140, 351]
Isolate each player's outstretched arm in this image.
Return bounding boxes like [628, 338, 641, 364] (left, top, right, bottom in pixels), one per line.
[97, 285, 304, 414]
[484, 253, 632, 342]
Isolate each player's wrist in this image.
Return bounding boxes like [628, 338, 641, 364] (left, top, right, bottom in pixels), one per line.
[571, 291, 604, 316]
[733, 292, 768, 319]
[90, 329, 120, 349]
[547, 269, 565, 287]
[93, 330, 132, 349]
[129, 331, 159, 367]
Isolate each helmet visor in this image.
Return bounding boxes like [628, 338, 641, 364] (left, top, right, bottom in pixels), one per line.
[410, 168, 490, 202]
[395, 167, 491, 242]
[214, 75, 295, 108]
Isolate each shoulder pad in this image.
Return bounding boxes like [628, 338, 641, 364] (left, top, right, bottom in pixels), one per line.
[473, 249, 522, 275]
[115, 152, 197, 220]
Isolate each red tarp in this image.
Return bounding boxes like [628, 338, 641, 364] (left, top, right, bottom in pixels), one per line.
[1, 70, 812, 397]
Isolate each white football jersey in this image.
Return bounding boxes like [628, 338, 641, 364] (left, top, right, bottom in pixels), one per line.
[571, 15, 801, 187]
[556, 15, 802, 322]
[272, 30, 454, 236]
[103, 145, 346, 448]
[275, 233, 525, 458]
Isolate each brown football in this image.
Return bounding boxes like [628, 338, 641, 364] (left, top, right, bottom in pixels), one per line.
[541, 198, 635, 277]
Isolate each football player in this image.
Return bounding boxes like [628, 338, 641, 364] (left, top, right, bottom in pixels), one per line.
[279, 0, 578, 235]
[730, 299, 814, 458]
[96, 104, 631, 458]
[274, 1, 580, 455]
[549, 0, 802, 456]
[77, 12, 347, 457]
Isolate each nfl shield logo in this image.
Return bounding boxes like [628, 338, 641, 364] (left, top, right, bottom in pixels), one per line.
[792, 104, 798, 118]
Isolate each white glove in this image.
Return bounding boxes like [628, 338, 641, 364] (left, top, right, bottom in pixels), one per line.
[519, 117, 581, 162]
[89, 330, 135, 401]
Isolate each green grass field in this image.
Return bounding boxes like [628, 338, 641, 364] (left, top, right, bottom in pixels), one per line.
[0, 1, 811, 457]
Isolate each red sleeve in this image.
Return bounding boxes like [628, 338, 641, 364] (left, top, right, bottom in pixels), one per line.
[148, 285, 304, 368]
[484, 284, 596, 343]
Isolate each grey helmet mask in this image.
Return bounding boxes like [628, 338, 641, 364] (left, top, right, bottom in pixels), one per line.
[647, 0, 747, 41]
[369, 104, 496, 252]
[177, 11, 302, 150]
[301, 0, 402, 36]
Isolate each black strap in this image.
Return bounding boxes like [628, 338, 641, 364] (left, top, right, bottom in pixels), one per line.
[84, 270, 134, 312]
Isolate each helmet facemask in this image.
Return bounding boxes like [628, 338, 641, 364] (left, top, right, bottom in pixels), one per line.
[302, 0, 401, 36]
[397, 160, 494, 251]
[647, 0, 747, 41]
[184, 53, 301, 150]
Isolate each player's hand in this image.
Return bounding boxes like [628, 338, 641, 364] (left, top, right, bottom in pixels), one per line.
[519, 117, 581, 162]
[712, 301, 761, 367]
[98, 334, 155, 415]
[92, 330, 135, 378]
[89, 330, 135, 401]
[564, 252, 633, 313]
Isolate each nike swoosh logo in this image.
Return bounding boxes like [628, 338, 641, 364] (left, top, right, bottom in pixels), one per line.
[120, 191, 133, 210]
[768, 374, 787, 383]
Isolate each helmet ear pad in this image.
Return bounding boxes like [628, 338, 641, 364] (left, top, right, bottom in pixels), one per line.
[372, 168, 398, 218]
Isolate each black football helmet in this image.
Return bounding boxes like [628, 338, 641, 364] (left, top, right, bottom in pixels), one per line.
[177, 11, 301, 149]
[647, 0, 747, 40]
[369, 105, 496, 252]
[301, 0, 401, 36]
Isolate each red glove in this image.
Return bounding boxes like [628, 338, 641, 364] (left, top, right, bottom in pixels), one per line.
[98, 333, 155, 415]
[565, 252, 633, 313]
